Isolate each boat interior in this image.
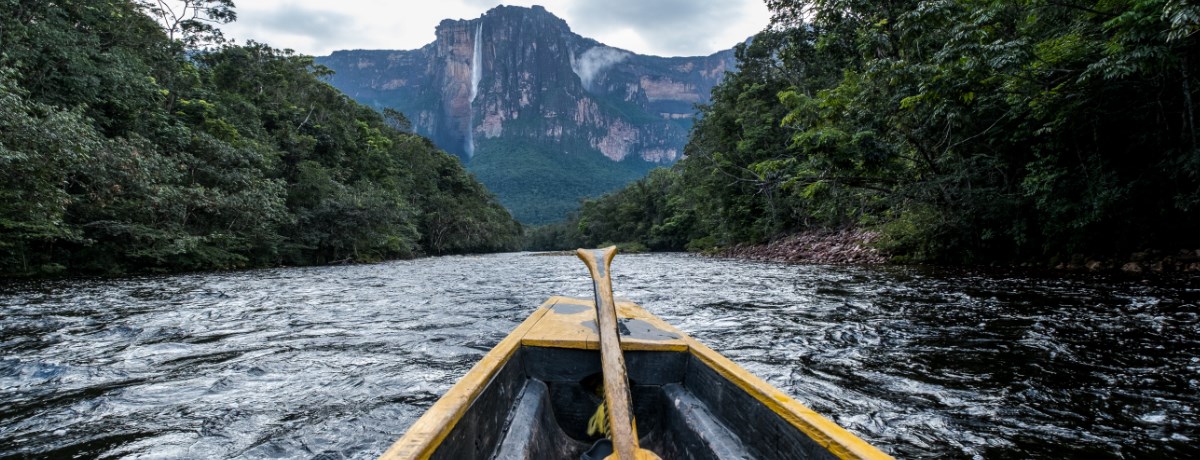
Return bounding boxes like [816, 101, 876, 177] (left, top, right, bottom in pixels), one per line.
[426, 300, 844, 460]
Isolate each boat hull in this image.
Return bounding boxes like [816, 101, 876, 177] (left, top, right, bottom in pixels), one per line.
[380, 297, 891, 460]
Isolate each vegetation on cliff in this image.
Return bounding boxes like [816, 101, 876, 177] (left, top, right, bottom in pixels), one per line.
[531, 0, 1200, 266]
[0, 0, 520, 276]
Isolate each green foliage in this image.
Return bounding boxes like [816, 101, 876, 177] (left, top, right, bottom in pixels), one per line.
[417, 152, 524, 255]
[537, 0, 1200, 263]
[523, 165, 697, 251]
[523, 218, 583, 251]
[468, 138, 654, 225]
[599, 241, 649, 254]
[0, 0, 519, 276]
[0, 71, 92, 272]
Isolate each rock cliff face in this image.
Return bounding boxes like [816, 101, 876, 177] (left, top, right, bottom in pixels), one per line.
[317, 5, 736, 224]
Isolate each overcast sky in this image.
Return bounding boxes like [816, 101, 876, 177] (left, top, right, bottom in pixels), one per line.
[218, 1, 770, 57]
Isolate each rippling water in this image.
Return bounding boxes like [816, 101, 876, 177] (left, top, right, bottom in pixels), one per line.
[1, 253, 1197, 459]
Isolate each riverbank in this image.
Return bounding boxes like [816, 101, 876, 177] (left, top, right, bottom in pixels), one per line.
[717, 228, 887, 265]
[715, 228, 1200, 274]
[1055, 249, 1200, 274]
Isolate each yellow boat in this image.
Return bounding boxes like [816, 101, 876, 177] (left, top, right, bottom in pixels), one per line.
[379, 249, 892, 460]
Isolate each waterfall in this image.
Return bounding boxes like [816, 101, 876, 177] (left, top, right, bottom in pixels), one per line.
[467, 23, 483, 157]
[470, 23, 482, 103]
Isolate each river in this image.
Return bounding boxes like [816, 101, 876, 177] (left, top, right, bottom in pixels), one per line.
[1, 253, 1197, 459]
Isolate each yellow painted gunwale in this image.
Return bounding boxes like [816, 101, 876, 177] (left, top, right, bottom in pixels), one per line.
[377, 301, 552, 460]
[684, 337, 892, 460]
[378, 296, 893, 460]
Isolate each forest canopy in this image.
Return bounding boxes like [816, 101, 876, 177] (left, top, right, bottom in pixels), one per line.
[0, 0, 521, 276]
[532, 0, 1200, 265]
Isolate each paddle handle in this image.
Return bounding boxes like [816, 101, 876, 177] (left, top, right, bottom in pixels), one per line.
[576, 247, 658, 460]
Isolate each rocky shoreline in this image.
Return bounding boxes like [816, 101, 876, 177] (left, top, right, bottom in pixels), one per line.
[717, 229, 887, 265]
[1055, 250, 1200, 274]
[715, 229, 1200, 274]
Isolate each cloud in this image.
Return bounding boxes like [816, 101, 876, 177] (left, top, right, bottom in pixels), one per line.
[254, 6, 356, 46]
[217, 1, 768, 57]
[461, 0, 504, 8]
[562, 0, 766, 56]
[571, 46, 631, 90]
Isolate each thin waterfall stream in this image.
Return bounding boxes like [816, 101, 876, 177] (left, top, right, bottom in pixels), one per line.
[466, 22, 483, 158]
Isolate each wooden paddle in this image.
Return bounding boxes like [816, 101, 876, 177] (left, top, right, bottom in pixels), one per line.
[576, 247, 660, 460]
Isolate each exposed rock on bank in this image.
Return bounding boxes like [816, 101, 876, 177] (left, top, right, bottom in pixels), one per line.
[716, 231, 1200, 273]
[718, 229, 887, 265]
[1066, 249, 1200, 273]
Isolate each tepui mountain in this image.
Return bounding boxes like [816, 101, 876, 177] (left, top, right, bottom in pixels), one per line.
[316, 5, 737, 224]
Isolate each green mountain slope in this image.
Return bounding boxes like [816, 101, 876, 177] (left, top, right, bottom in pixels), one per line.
[469, 138, 655, 224]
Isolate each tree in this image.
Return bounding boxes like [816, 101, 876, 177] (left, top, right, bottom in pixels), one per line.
[0, 0, 520, 276]
[136, 0, 236, 47]
[382, 108, 414, 134]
